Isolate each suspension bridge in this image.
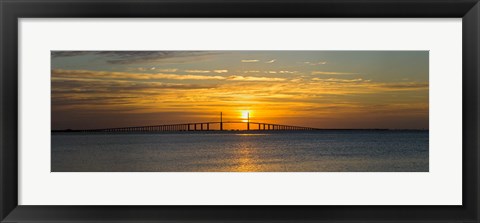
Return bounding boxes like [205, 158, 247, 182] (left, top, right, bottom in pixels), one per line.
[69, 112, 320, 133]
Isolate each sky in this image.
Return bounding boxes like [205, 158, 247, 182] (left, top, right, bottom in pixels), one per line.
[51, 51, 429, 130]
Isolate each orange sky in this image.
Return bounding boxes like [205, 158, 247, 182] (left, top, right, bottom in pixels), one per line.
[51, 51, 429, 130]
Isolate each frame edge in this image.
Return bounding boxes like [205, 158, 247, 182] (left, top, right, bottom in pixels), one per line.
[1, 0, 479, 222]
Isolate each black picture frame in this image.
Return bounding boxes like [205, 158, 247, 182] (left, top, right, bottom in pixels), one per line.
[1, 0, 479, 222]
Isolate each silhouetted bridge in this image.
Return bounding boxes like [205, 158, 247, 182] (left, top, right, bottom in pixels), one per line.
[77, 121, 319, 133]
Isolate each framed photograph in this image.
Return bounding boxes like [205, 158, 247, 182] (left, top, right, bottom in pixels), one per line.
[1, 0, 479, 222]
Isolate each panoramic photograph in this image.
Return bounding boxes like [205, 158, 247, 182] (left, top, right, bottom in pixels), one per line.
[51, 51, 429, 172]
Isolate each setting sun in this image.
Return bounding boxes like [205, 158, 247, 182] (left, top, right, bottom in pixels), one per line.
[240, 110, 250, 122]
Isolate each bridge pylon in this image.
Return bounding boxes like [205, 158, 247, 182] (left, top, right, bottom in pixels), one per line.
[220, 112, 223, 131]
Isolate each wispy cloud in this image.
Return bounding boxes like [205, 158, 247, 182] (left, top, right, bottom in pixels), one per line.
[241, 59, 259, 63]
[184, 69, 229, 74]
[310, 77, 428, 92]
[227, 76, 286, 82]
[303, 61, 328, 65]
[265, 59, 276, 63]
[185, 70, 211, 73]
[52, 69, 284, 82]
[378, 82, 429, 90]
[136, 67, 179, 72]
[155, 68, 178, 72]
[311, 71, 358, 75]
[52, 51, 219, 65]
[51, 51, 91, 57]
[52, 69, 224, 81]
[279, 71, 297, 74]
[312, 78, 369, 83]
[261, 70, 297, 74]
[135, 67, 156, 71]
[52, 78, 215, 91]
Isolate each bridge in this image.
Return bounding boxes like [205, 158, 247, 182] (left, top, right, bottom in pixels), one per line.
[78, 121, 319, 133]
[74, 112, 320, 133]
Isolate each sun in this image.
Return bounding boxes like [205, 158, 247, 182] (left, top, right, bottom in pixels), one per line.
[240, 110, 251, 122]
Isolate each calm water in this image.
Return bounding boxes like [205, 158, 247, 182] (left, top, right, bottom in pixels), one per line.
[51, 130, 428, 172]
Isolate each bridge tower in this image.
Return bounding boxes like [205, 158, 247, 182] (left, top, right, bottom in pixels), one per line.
[220, 112, 223, 131]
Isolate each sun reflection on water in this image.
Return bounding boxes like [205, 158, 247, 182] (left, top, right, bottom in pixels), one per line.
[233, 143, 261, 172]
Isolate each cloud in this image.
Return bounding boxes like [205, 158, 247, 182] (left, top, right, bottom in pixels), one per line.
[52, 51, 219, 65]
[303, 61, 328, 65]
[312, 78, 369, 83]
[290, 78, 303, 82]
[185, 70, 211, 73]
[135, 67, 159, 71]
[52, 69, 224, 81]
[52, 69, 285, 82]
[178, 69, 229, 74]
[263, 70, 296, 74]
[378, 82, 429, 90]
[152, 74, 223, 80]
[311, 71, 358, 75]
[227, 76, 286, 82]
[242, 59, 276, 63]
[52, 78, 215, 92]
[310, 77, 428, 92]
[155, 68, 178, 72]
[51, 51, 91, 57]
[241, 59, 259, 63]
[279, 71, 297, 74]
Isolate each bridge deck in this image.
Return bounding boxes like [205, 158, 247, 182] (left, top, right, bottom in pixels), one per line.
[76, 121, 319, 132]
